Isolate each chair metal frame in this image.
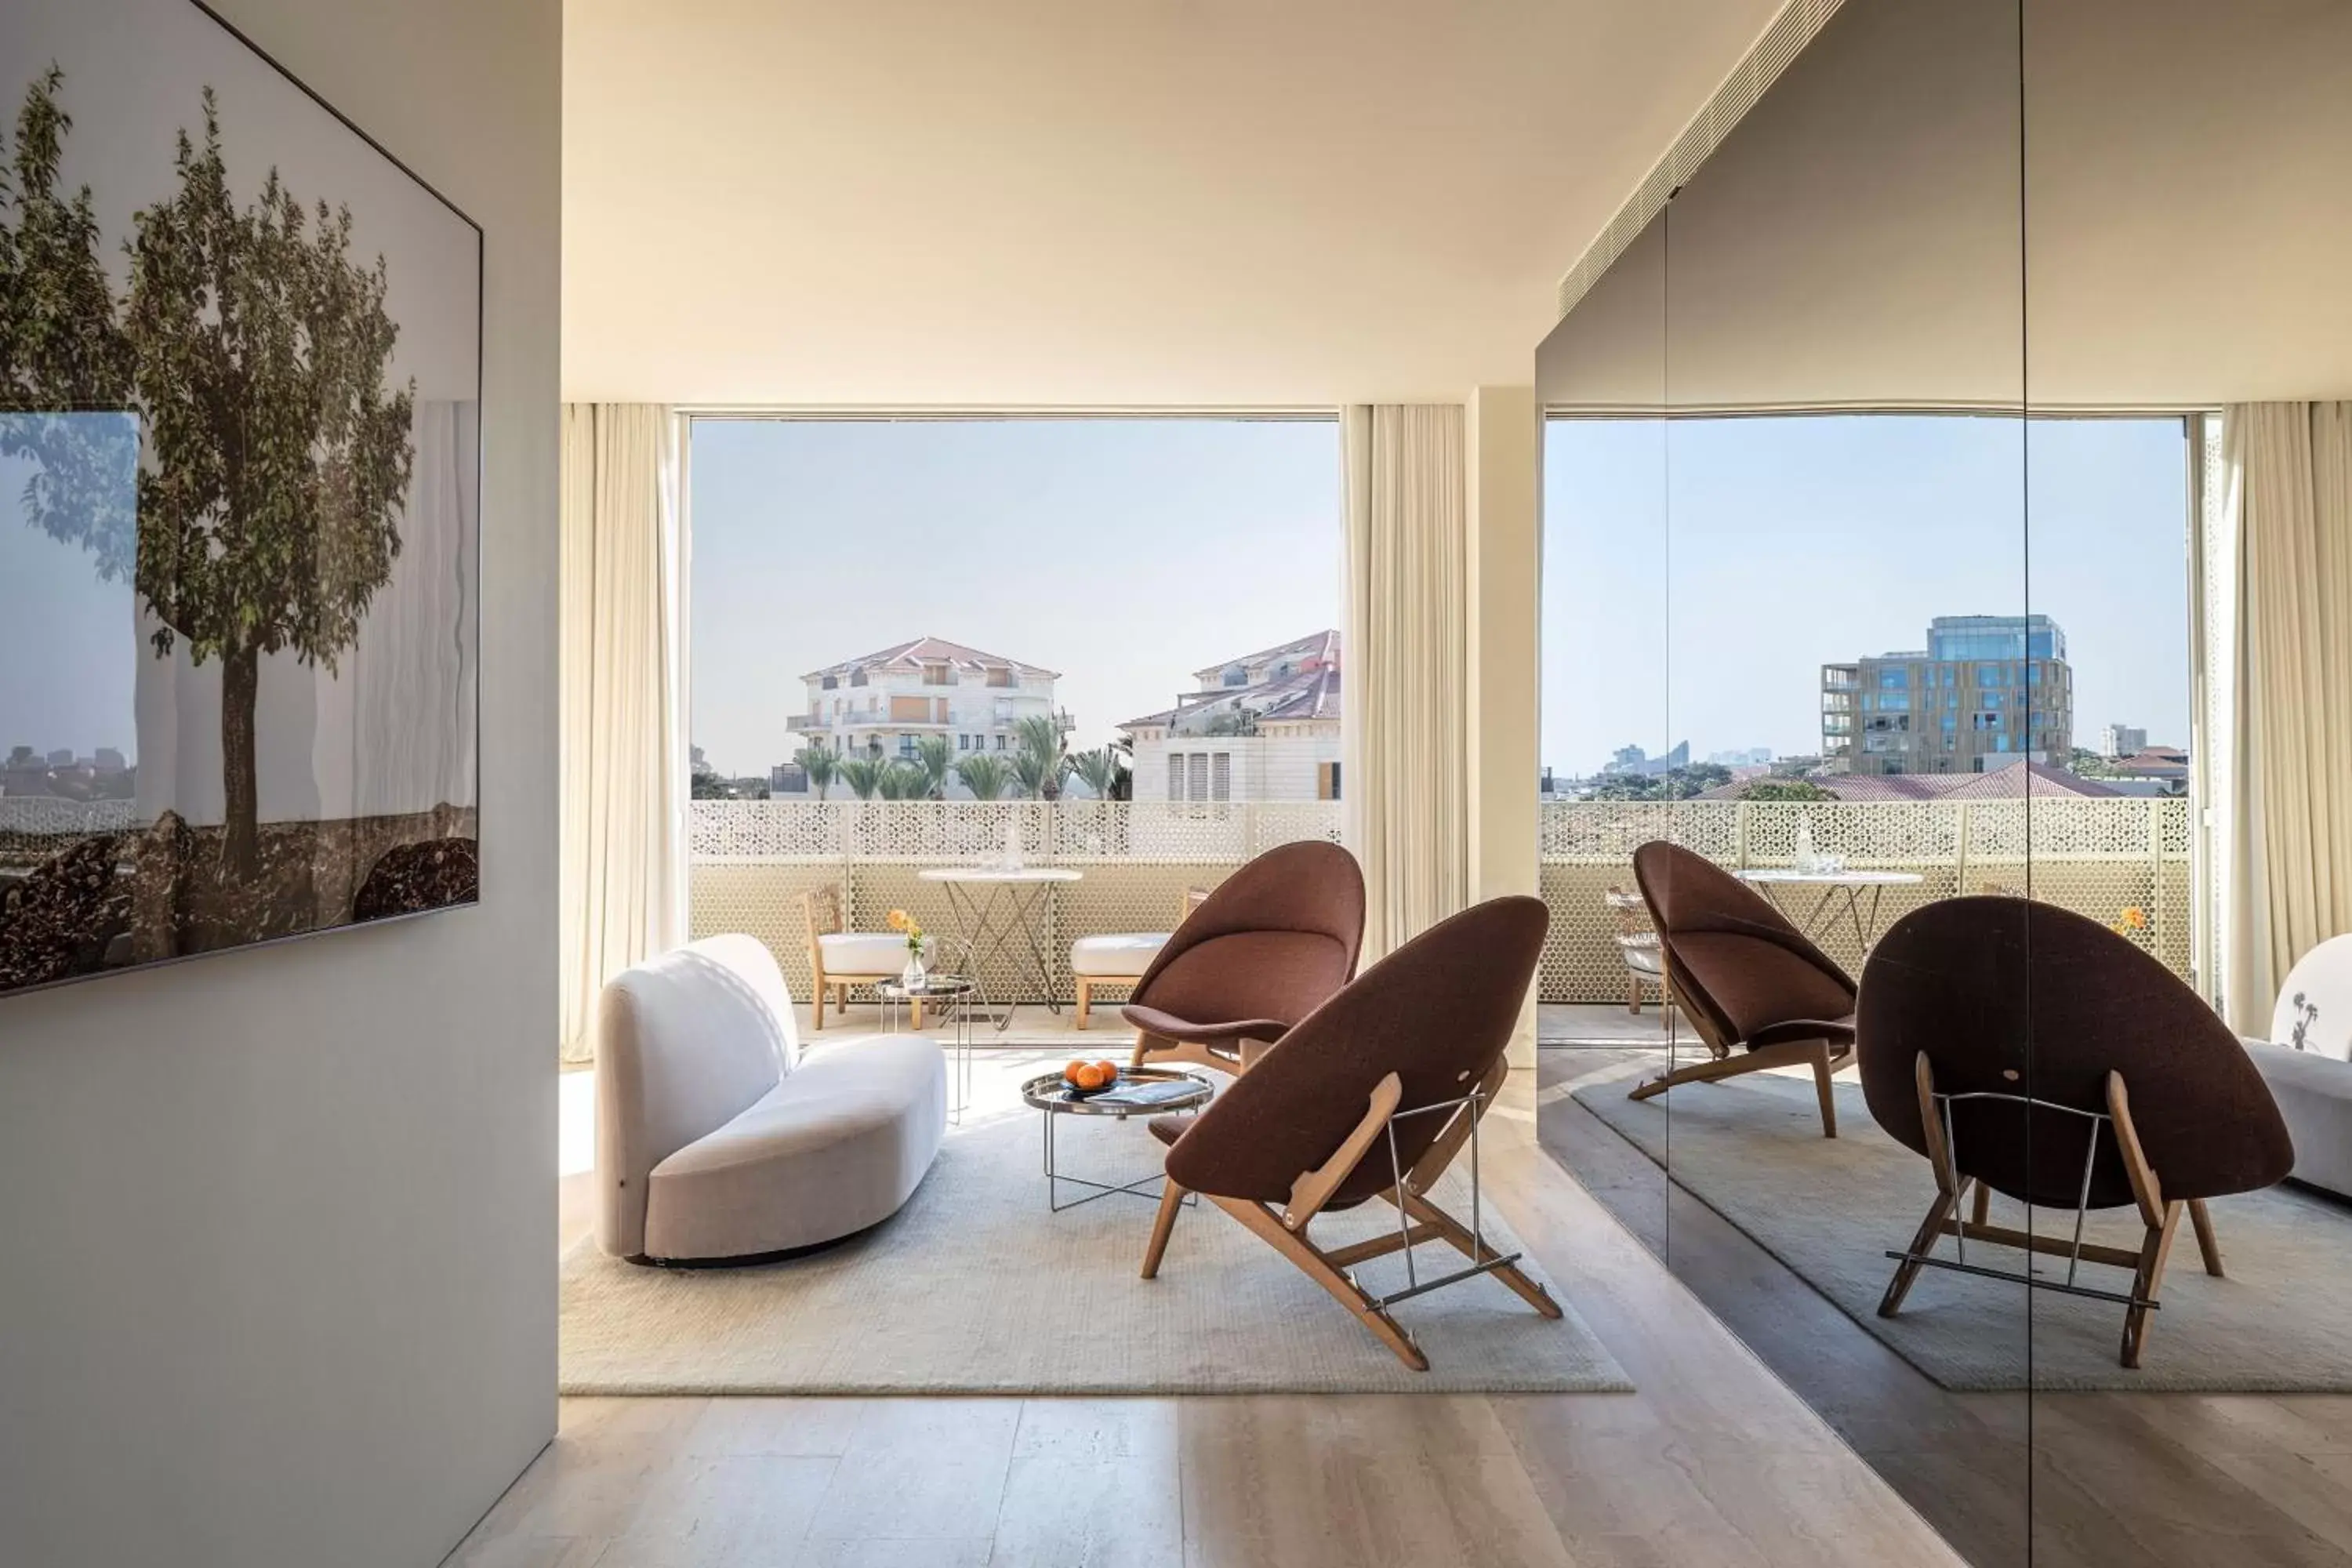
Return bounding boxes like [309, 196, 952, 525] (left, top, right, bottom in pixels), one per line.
[1140, 1057, 1563, 1370]
[1878, 1051, 2225, 1368]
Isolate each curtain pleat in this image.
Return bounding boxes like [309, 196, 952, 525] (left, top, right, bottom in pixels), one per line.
[2222, 401, 2352, 1034]
[1342, 404, 1471, 960]
[560, 405, 686, 1063]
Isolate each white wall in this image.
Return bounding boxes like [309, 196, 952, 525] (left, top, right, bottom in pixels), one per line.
[0, 5, 561, 1567]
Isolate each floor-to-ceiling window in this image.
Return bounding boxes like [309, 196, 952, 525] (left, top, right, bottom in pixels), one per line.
[683, 414, 1342, 1016]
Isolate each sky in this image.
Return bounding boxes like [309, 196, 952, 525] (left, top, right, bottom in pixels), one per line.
[1540, 415, 2194, 778]
[689, 418, 1344, 776]
[0, 448, 139, 762]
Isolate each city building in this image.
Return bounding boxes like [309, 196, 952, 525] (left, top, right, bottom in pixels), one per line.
[1120, 630, 1342, 802]
[1822, 614, 2073, 776]
[1602, 740, 1691, 777]
[788, 636, 1065, 779]
[2101, 723, 2148, 757]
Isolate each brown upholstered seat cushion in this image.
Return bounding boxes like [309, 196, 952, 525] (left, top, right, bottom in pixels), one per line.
[1122, 840, 1367, 1044]
[1858, 896, 2292, 1208]
[1158, 897, 1548, 1210]
[1632, 842, 1857, 1053]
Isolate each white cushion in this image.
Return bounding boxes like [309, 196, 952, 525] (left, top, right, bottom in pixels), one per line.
[2272, 933, 2352, 1061]
[1070, 931, 1170, 977]
[818, 931, 932, 975]
[1620, 944, 1664, 977]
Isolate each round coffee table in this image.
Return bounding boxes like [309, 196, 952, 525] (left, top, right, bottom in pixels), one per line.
[1018, 1066, 1215, 1212]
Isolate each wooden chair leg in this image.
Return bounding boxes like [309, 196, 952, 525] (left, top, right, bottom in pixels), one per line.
[808, 967, 826, 1031]
[1393, 1189, 1562, 1320]
[1812, 1041, 1839, 1139]
[1972, 1179, 1992, 1228]
[1627, 973, 1641, 1014]
[1140, 1180, 1186, 1278]
[1879, 1187, 1959, 1318]
[1217, 1196, 1428, 1370]
[2121, 1200, 2183, 1369]
[911, 996, 924, 1031]
[2188, 1197, 2223, 1278]
[1075, 978, 1092, 1030]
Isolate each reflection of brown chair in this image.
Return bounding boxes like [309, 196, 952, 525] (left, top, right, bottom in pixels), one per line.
[1629, 840, 1857, 1138]
[1123, 840, 1365, 1075]
[1860, 897, 2292, 1369]
[1140, 895, 1562, 1369]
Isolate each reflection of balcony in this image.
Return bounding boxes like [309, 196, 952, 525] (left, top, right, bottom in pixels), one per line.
[685, 796, 2193, 1010]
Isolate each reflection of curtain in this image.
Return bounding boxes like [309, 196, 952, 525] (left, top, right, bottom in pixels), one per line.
[1341, 405, 1469, 960]
[2221, 402, 2352, 1035]
[560, 405, 686, 1063]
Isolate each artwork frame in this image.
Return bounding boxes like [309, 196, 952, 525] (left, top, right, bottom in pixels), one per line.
[0, 0, 485, 1001]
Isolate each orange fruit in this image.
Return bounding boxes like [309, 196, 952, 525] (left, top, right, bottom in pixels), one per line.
[1092, 1060, 1118, 1083]
[1074, 1062, 1109, 1090]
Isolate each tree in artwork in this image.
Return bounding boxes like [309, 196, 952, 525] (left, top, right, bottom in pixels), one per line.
[0, 72, 415, 875]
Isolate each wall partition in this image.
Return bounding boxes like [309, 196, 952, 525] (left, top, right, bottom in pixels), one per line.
[1536, 2, 2352, 1565]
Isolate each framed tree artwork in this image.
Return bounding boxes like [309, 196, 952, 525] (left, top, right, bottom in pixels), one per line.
[0, 0, 482, 999]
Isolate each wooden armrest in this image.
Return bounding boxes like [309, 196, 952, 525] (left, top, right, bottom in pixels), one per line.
[1282, 1072, 1403, 1232]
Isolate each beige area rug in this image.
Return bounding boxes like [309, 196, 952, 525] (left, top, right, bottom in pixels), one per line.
[561, 1100, 1629, 1396]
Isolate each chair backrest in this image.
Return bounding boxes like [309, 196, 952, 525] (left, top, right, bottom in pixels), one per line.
[2273, 932, 2352, 1060]
[594, 934, 798, 1257]
[1131, 840, 1365, 1029]
[1632, 840, 1854, 1051]
[804, 883, 845, 944]
[1858, 897, 2291, 1207]
[1163, 896, 1548, 1208]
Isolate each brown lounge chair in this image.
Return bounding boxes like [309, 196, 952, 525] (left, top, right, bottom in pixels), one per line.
[1629, 840, 1857, 1137]
[1860, 896, 2292, 1368]
[1139, 895, 1564, 1369]
[1123, 840, 1364, 1076]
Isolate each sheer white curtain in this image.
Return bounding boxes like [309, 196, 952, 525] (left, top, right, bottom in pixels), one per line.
[2216, 401, 2352, 1035]
[1341, 404, 1471, 960]
[560, 405, 687, 1063]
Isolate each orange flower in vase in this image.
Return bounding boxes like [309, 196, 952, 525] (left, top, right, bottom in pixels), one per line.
[886, 909, 927, 981]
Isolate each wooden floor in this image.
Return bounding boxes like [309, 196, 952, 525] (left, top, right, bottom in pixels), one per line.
[466, 1058, 1961, 1568]
[1538, 1039, 2352, 1568]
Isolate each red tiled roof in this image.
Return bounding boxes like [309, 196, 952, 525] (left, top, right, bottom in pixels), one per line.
[1697, 760, 2119, 802]
[804, 636, 1059, 683]
[1120, 666, 1341, 732]
[1188, 630, 1340, 685]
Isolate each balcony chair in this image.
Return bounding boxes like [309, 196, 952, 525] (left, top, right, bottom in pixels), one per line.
[1138, 895, 1562, 1369]
[1123, 840, 1365, 1076]
[1069, 886, 1210, 1029]
[1605, 884, 1665, 1014]
[802, 882, 932, 1031]
[1860, 897, 2292, 1368]
[1628, 840, 1857, 1138]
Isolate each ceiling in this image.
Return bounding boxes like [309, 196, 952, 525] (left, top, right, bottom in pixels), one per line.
[562, 0, 1784, 406]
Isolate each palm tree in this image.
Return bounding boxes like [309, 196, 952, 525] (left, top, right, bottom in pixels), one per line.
[911, 735, 953, 799]
[837, 753, 888, 800]
[1014, 713, 1069, 800]
[877, 760, 927, 800]
[1068, 746, 1127, 800]
[795, 741, 840, 800]
[956, 753, 1014, 800]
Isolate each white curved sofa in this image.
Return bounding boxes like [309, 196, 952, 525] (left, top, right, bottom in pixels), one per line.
[593, 934, 946, 1263]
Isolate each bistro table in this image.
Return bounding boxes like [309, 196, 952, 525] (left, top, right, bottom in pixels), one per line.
[877, 972, 979, 1122]
[917, 866, 1083, 1031]
[1734, 867, 1925, 953]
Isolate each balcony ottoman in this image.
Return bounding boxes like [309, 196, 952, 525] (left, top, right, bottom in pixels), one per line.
[594, 933, 946, 1264]
[1069, 931, 1171, 1029]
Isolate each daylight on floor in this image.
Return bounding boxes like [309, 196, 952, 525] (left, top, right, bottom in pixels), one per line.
[3, 5, 2348, 1568]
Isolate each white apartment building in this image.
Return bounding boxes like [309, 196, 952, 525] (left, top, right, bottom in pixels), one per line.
[1120, 630, 1342, 803]
[788, 637, 1063, 785]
